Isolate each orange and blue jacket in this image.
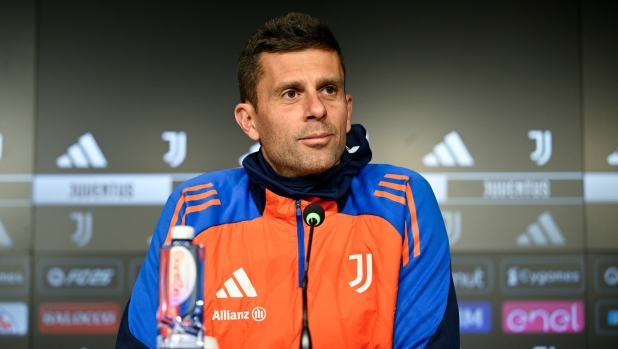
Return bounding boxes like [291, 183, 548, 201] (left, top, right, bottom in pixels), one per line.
[117, 125, 459, 348]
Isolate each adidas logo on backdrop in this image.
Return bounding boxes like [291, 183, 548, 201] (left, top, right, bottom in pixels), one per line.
[516, 212, 565, 246]
[216, 268, 257, 298]
[56, 133, 107, 168]
[422, 131, 474, 167]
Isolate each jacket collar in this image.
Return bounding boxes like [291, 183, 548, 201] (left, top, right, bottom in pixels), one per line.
[243, 124, 372, 213]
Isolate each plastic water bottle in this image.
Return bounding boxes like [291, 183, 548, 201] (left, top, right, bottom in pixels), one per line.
[157, 225, 206, 348]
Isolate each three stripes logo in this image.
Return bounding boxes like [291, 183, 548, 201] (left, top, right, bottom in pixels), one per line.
[422, 131, 474, 167]
[215, 268, 257, 298]
[516, 211, 565, 246]
[56, 133, 107, 168]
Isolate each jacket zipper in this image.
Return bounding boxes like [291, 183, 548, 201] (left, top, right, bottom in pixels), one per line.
[295, 199, 305, 288]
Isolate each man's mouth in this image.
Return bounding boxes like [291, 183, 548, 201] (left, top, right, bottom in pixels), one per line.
[299, 133, 333, 146]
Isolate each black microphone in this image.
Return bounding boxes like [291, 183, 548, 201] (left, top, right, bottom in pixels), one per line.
[300, 203, 325, 349]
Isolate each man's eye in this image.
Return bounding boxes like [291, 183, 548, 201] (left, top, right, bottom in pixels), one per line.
[323, 86, 336, 94]
[283, 90, 297, 99]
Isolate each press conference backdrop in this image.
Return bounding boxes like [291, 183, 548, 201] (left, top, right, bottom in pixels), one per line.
[0, 0, 616, 348]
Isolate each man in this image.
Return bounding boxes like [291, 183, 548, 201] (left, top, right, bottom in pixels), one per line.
[117, 13, 459, 348]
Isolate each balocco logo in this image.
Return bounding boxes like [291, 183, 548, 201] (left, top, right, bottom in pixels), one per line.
[46, 268, 115, 288]
[38, 302, 119, 334]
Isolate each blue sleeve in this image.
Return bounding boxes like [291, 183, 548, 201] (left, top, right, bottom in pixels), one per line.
[393, 173, 459, 349]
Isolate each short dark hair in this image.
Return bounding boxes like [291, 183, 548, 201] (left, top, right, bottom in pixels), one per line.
[238, 12, 345, 111]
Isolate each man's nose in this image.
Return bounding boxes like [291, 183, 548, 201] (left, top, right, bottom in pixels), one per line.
[304, 91, 327, 120]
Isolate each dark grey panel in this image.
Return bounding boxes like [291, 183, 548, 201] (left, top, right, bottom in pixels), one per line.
[0, 0, 36, 175]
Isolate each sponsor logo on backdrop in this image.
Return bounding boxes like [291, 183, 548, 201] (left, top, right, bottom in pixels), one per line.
[459, 301, 491, 333]
[216, 268, 258, 298]
[452, 257, 494, 295]
[442, 210, 461, 245]
[502, 300, 584, 334]
[483, 180, 550, 200]
[594, 257, 618, 293]
[38, 302, 119, 334]
[0, 271, 24, 286]
[238, 143, 260, 166]
[70, 211, 93, 247]
[605, 266, 618, 287]
[37, 257, 124, 296]
[162, 131, 187, 168]
[349, 254, 373, 293]
[0, 257, 29, 294]
[607, 146, 618, 166]
[507, 267, 580, 287]
[609, 310, 618, 326]
[595, 299, 618, 335]
[0, 133, 3, 161]
[56, 133, 108, 168]
[528, 130, 552, 166]
[422, 131, 474, 167]
[0, 302, 28, 335]
[500, 256, 584, 295]
[0, 218, 13, 248]
[516, 212, 565, 246]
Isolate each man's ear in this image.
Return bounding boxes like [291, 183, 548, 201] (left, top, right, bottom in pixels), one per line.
[235, 102, 260, 141]
[345, 94, 353, 133]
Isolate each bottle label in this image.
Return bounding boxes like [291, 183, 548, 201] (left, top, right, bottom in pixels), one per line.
[168, 246, 197, 306]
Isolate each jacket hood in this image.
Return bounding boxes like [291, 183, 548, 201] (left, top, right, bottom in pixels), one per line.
[243, 124, 372, 211]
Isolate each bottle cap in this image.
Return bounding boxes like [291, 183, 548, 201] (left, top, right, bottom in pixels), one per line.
[171, 225, 195, 240]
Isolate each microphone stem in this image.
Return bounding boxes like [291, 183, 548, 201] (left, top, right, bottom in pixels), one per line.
[301, 221, 316, 349]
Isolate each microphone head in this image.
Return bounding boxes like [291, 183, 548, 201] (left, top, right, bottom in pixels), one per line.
[303, 203, 325, 227]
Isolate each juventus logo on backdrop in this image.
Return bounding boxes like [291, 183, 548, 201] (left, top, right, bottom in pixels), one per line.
[349, 254, 373, 293]
[70, 211, 93, 247]
[528, 130, 552, 166]
[162, 131, 187, 168]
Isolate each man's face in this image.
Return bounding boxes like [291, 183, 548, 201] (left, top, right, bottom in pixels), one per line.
[236, 49, 352, 177]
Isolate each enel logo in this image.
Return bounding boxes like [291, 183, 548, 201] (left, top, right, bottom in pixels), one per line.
[502, 300, 584, 333]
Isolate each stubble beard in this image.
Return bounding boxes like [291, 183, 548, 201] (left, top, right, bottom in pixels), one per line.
[261, 123, 346, 177]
